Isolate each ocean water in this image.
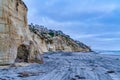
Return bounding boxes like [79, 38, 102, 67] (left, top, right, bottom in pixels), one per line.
[95, 50, 120, 55]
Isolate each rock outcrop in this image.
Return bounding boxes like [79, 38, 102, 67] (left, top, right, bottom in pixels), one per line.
[0, 0, 43, 65]
[29, 24, 92, 52]
[0, 0, 91, 65]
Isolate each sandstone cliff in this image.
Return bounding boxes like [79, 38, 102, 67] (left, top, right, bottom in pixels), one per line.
[0, 0, 43, 65]
[0, 0, 91, 65]
[29, 24, 92, 52]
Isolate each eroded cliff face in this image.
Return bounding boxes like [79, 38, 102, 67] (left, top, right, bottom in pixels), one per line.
[0, 0, 91, 65]
[29, 24, 92, 53]
[0, 0, 43, 65]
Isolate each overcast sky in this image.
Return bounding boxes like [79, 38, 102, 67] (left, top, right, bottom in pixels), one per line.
[24, 0, 120, 50]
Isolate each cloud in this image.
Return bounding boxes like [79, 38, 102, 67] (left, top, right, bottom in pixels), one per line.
[23, 0, 120, 50]
[24, 0, 120, 22]
[95, 38, 120, 41]
[63, 2, 118, 15]
[76, 32, 120, 39]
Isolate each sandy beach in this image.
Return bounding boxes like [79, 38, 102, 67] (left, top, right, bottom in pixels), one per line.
[0, 52, 120, 80]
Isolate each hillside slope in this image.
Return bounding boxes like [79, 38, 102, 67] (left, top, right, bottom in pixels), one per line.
[29, 24, 92, 52]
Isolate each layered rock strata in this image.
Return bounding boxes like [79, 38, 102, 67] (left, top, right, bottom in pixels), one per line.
[0, 0, 43, 65]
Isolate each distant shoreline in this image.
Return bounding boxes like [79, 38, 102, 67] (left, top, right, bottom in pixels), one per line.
[94, 50, 120, 55]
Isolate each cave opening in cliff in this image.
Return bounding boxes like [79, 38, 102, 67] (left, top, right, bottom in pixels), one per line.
[16, 44, 29, 62]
